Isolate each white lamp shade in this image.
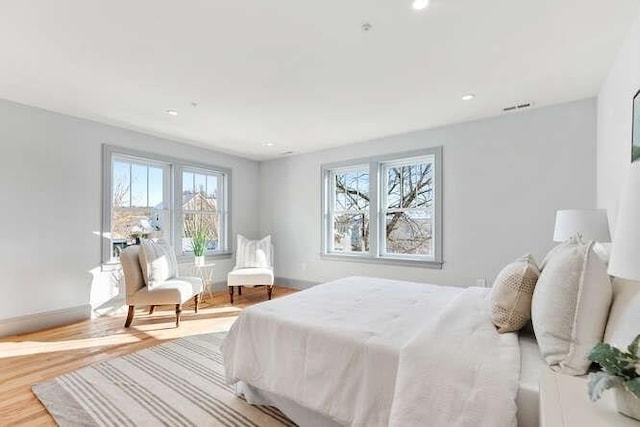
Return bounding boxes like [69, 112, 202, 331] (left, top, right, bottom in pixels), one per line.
[553, 209, 611, 243]
[609, 162, 640, 280]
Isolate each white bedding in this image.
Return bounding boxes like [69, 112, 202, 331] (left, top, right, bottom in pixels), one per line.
[222, 276, 521, 427]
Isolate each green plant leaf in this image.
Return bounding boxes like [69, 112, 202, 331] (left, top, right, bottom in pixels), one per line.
[626, 378, 640, 399]
[628, 334, 640, 358]
[589, 342, 637, 379]
[588, 372, 622, 401]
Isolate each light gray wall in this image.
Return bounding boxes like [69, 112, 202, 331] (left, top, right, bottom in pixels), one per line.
[597, 12, 640, 232]
[0, 99, 259, 326]
[259, 99, 597, 287]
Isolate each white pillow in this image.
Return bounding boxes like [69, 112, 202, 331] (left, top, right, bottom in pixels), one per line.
[531, 241, 612, 375]
[139, 239, 178, 289]
[236, 235, 271, 268]
[603, 278, 640, 348]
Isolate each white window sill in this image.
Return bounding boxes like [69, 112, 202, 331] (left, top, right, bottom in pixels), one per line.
[320, 253, 443, 269]
[176, 252, 233, 263]
[101, 252, 234, 271]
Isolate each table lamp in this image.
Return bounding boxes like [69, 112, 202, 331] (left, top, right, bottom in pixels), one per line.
[553, 209, 611, 243]
[608, 162, 640, 280]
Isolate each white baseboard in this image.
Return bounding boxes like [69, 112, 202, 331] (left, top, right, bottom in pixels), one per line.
[212, 278, 318, 292]
[0, 304, 92, 337]
[275, 277, 319, 290]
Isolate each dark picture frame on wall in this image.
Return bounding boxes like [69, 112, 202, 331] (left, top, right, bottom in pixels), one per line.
[633, 89, 640, 163]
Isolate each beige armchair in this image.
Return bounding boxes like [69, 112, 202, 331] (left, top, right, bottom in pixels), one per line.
[120, 245, 203, 327]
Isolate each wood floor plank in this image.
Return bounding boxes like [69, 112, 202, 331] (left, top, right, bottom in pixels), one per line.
[0, 285, 296, 425]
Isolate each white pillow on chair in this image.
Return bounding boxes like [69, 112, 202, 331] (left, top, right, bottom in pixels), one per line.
[236, 234, 271, 268]
[139, 239, 178, 289]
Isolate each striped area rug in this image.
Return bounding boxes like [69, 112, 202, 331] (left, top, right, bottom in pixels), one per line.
[32, 332, 296, 427]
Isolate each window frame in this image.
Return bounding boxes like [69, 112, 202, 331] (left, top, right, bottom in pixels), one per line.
[321, 147, 443, 268]
[326, 164, 371, 256]
[174, 165, 229, 258]
[102, 144, 232, 266]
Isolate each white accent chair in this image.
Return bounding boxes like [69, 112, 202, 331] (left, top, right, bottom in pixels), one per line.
[120, 245, 203, 327]
[227, 239, 274, 304]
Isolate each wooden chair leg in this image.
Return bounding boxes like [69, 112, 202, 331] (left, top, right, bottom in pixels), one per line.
[148, 305, 155, 315]
[124, 305, 135, 328]
[229, 286, 234, 304]
[175, 304, 182, 327]
[194, 294, 199, 313]
[268, 286, 273, 300]
[238, 286, 242, 296]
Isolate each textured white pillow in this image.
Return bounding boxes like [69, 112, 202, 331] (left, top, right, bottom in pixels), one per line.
[139, 239, 178, 289]
[532, 241, 612, 375]
[603, 278, 640, 349]
[490, 254, 540, 333]
[236, 235, 271, 268]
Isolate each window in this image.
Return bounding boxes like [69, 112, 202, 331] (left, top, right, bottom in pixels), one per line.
[328, 166, 370, 253]
[381, 156, 435, 258]
[322, 148, 442, 266]
[109, 157, 170, 261]
[102, 145, 231, 264]
[179, 168, 226, 255]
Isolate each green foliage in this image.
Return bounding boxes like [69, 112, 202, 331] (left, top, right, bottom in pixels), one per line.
[588, 372, 622, 401]
[588, 334, 640, 401]
[589, 342, 638, 380]
[629, 335, 640, 358]
[191, 227, 210, 257]
[632, 144, 640, 163]
[627, 378, 640, 398]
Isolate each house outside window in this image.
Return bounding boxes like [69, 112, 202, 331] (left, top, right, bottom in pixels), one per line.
[178, 168, 227, 255]
[321, 147, 442, 267]
[102, 145, 231, 264]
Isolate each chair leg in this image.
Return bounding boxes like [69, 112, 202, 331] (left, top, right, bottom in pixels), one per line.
[175, 304, 182, 327]
[238, 286, 242, 296]
[148, 305, 155, 315]
[124, 305, 135, 328]
[229, 286, 234, 304]
[194, 294, 199, 313]
[268, 286, 273, 300]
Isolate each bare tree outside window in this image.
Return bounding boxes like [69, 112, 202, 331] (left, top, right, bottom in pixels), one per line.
[327, 156, 434, 256]
[110, 160, 168, 260]
[383, 159, 434, 256]
[331, 168, 369, 253]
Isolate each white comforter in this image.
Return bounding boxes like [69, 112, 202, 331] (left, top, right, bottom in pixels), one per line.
[222, 277, 520, 427]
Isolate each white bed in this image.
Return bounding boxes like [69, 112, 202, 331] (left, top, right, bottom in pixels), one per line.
[222, 276, 544, 427]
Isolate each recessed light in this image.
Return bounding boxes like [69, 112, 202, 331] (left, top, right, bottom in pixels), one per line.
[461, 94, 475, 101]
[165, 109, 178, 116]
[412, 0, 430, 11]
[263, 142, 274, 147]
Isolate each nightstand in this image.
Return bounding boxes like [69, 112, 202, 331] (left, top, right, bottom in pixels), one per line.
[540, 368, 639, 426]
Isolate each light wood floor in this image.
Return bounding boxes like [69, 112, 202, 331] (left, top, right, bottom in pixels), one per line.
[0, 286, 297, 426]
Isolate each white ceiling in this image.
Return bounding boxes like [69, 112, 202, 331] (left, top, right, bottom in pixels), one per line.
[1, 1, 639, 160]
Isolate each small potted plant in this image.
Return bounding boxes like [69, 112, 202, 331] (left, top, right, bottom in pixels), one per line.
[191, 227, 209, 266]
[588, 334, 640, 421]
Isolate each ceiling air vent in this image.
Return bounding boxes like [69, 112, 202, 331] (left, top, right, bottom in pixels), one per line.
[502, 102, 533, 113]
